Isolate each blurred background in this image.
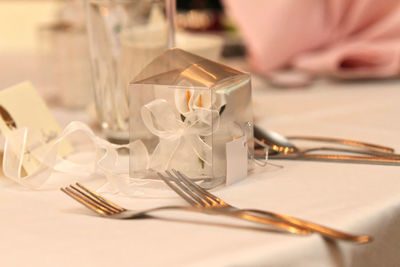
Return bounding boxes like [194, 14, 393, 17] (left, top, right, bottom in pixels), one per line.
[1, 0, 399, 114]
[0, 0, 242, 111]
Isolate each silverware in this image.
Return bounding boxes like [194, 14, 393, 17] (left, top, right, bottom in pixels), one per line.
[253, 125, 395, 157]
[287, 135, 394, 153]
[61, 183, 197, 218]
[61, 183, 310, 235]
[159, 169, 372, 243]
[268, 153, 400, 166]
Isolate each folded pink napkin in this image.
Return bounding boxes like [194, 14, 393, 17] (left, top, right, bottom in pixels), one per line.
[223, 0, 400, 78]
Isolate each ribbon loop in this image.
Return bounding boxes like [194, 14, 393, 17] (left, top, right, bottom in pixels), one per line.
[140, 98, 219, 171]
[2, 121, 149, 193]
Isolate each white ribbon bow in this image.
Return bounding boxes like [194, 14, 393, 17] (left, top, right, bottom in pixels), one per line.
[140, 98, 219, 171]
[2, 121, 151, 196]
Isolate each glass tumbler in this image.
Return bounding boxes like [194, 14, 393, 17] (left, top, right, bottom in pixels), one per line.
[86, 0, 170, 143]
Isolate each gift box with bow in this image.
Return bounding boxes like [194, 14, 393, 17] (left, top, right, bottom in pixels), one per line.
[129, 48, 253, 187]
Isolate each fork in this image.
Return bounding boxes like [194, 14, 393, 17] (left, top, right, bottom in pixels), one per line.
[287, 135, 394, 153]
[60, 183, 311, 235]
[158, 170, 372, 243]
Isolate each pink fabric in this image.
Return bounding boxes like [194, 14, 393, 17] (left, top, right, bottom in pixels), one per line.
[223, 0, 400, 78]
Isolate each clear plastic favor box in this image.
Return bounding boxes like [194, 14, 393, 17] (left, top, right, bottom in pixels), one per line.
[129, 48, 253, 187]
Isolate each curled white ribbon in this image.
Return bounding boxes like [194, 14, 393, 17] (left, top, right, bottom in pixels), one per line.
[140, 99, 219, 171]
[2, 121, 153, 196]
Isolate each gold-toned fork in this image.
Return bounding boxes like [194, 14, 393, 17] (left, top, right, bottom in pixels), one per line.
[159, 170, 372, 244]
[60, 183, 310, 235]
[287, 135, 394, 153]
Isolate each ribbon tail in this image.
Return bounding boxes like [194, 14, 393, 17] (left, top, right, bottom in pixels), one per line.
[3, 127, 58, 188]
[3, 127, 29, 182]
[186, 134, 212, 166]
[149, 138, 181, 171]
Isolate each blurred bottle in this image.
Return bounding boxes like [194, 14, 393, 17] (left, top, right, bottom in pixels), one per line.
[38, 0, 92, 109]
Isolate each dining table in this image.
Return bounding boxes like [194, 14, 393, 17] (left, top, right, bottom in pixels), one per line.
[1, 73, 400, 266]
[1, 1, 400, 267]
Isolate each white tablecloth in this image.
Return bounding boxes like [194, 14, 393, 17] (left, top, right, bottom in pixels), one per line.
[1, 76, 400, 267]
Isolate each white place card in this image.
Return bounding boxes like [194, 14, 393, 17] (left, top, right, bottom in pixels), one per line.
[0, 81, 72, 175]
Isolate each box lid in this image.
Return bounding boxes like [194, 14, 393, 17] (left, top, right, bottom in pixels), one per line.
[132, 48, 247, 89]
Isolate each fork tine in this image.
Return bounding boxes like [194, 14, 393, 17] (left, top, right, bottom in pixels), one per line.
[173, 169, 221, 203]
[70, 184, 120, 214]
[61, 187, 111, 216]
[171, 169, 215, 205]
[65, 186, 116, 215]
[166, 170, 212, 207]
[157, 172, 201, 207]
[75, 183, 125, 212]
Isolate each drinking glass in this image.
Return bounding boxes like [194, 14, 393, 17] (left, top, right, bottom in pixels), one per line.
[86, 0, 170, 143]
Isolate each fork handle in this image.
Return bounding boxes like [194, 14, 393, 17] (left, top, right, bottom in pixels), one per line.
[240, 209, 372, 243]
[124, 205, 311, 235]
[269, 153, 400, 165]
[287, 136, 394, 153]
[300, 147, 400, 158]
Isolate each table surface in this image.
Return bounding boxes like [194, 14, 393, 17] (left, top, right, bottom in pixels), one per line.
[1, 1, 400, 267]
[2, 77, 400, 267]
